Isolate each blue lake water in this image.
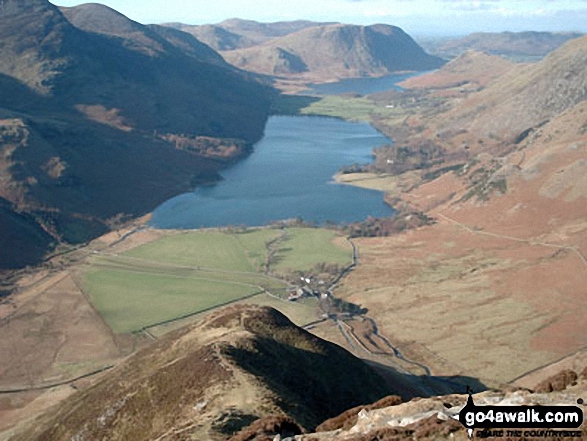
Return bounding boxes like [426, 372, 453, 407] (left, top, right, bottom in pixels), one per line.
[306, 71, 426, 95]
[150, 116, 393, 229]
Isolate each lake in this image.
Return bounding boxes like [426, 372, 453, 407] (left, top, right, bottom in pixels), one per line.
[150, 116, 393, 229]
[306, 71, 426, 95]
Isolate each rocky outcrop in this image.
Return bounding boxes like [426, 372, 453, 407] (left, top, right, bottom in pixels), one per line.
[294, 382, 587, 440]
[534, 370, 579, 393]
[316, 395, 403, 432]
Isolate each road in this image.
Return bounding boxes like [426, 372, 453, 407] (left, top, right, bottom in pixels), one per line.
[318, 237, 436, 378]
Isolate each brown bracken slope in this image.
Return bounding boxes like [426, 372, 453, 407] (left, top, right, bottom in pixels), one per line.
[11, 305, 392, 441]
[332, 36, 587, 386]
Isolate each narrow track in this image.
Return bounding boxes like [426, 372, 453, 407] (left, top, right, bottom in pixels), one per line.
[438, 213, 587, 268]
[0, 365, 115, 394]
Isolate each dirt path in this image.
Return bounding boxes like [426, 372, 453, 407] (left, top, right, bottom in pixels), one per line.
[437, 213, 587, 268]
[0, 365, 114, 394]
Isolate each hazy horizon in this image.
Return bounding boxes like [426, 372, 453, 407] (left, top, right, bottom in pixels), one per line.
[53, 0, 587, 36]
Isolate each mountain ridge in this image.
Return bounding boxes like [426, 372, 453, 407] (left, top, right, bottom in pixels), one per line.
[165, 19, 334, 51]
[10, 305, 393, 440]
[421, 31, 584, 62]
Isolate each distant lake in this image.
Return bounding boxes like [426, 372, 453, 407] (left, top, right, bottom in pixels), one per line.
[151, 116, 393, 229]
[306, 71, 426, 95]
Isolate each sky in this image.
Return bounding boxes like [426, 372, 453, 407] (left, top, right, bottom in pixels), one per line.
[53, 0, 587, 36]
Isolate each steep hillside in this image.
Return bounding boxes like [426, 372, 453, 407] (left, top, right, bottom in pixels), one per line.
[335, 100, 587, 385]
[430, 35, 587, 148]
[0, 0, 274, 269]
[222, 23, 445, 80]
[321, 34, 587, 388]
[422, 31, 584, 62]
[11, 306, 392, 440]
[383, 35, 587, 159]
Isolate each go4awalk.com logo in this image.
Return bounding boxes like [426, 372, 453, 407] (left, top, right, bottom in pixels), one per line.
[455, 393, 584, 439]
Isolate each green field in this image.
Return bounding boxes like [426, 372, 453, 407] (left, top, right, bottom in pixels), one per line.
[275, 94, 402, 122]
[84, 269, 262, 333]
[82, 227, 351, 333]
[123, 230, 283, 272]
[273, 228, 352, 272]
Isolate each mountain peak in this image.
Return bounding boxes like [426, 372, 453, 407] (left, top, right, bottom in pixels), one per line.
[0, 0, 53, 13]
[59, 2, 144, 36]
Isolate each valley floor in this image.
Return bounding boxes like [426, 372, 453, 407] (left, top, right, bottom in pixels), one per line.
[0, 221, 355, 437]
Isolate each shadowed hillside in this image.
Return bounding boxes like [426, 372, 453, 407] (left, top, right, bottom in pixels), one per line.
[60, 3, 227, 65]
[0, 0, 275, 269]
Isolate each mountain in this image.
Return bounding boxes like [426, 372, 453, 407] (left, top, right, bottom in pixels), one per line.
[11, 306, 392, 440]
[222, 23, 445, 79]
[220, 18, 332, 41]
[0, 1, 274, 270]
[165, 19, 331, 51]
[60, 3, 226, 65]
[330, 35, 587, 388]
[431, 35, 587, 146]
[163, 23, 251, 51]
[420, 31, 584, 62]
[385, 35, 587, 152]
